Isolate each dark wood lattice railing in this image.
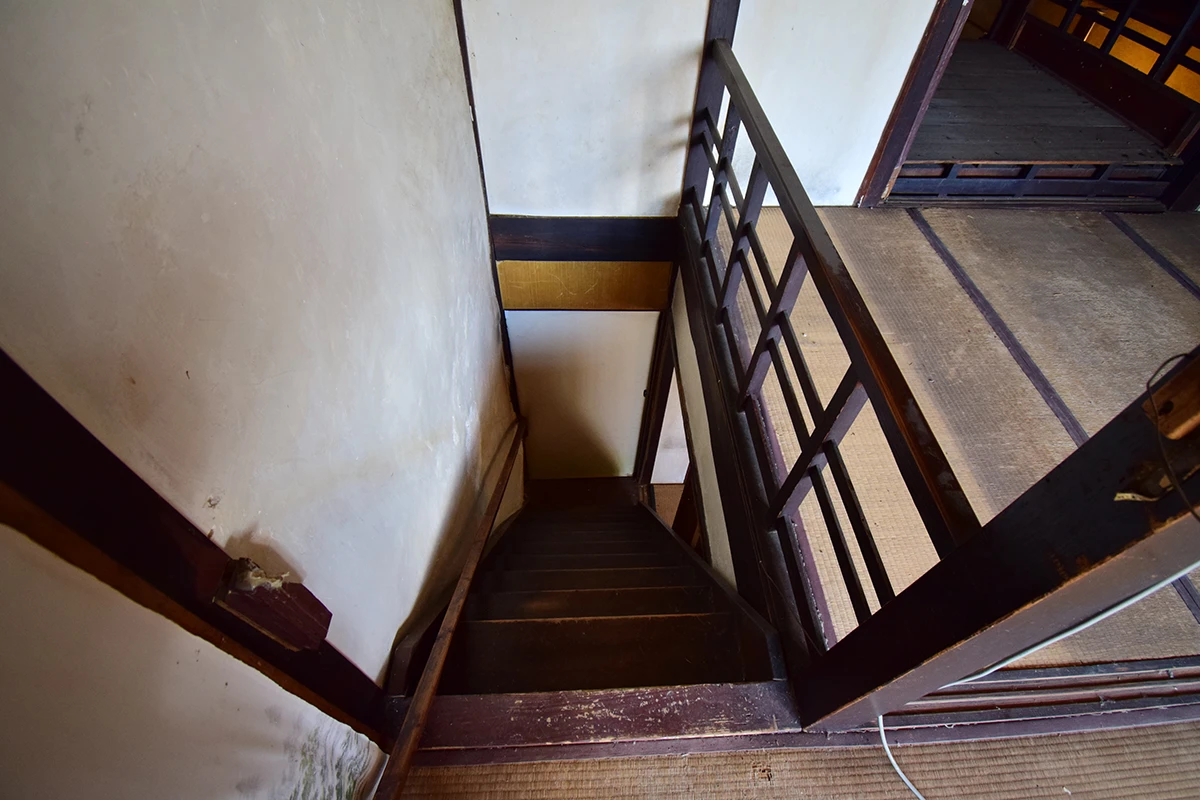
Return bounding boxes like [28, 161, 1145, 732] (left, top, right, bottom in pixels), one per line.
[678, 30, 1200, 731]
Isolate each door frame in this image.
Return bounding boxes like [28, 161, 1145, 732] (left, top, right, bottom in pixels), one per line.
[857, 0, 976, 206]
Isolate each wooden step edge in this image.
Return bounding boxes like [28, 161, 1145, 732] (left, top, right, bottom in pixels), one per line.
[461, 611, 730, 626]
[397, 681, 798, 751]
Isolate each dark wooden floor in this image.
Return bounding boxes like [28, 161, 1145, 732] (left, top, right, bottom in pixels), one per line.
[907, 41, 1175, 165]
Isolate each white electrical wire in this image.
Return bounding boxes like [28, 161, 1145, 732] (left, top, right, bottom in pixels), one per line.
[879, 715, 926, 800]
[942, 553, 1200, 688]
[944, 352, 1200, 689]
[880, 353, 1200, 799]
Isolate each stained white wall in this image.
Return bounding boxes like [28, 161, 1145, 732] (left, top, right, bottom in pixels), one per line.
[0, 524, 382, 800]
[732, 0, 937, 205]
[671, 279, 737, 585]
[507, 311, 659, 478]
[462, 0, 709, 216]
[0, 0, 513, 688]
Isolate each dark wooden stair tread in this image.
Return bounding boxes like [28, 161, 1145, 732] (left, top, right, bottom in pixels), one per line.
[440, 613, 743, 694]
[424, 501, 786, 699]
[466, 586, 716, 620]
[502, 551, 684, 570]
[482, 565, 706, 591]
[509, 538, 671, 555]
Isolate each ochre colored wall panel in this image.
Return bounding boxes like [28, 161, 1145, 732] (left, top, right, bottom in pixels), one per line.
[498, 261, 673, 310]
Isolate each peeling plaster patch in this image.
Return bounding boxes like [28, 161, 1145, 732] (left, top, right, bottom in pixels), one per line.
[275, 721, 373, 800]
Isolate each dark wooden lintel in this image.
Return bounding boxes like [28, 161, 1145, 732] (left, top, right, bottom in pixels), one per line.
[491, 216, 681, 262]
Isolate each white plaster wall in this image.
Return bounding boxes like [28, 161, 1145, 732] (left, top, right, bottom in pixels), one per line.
[732, 0, 937, 205]
[0, 524, 382, 800]
[671, 278, 737, 586]
[651, 373, 690, 484]
[0, 0, 514, 681]
[507, 310, 658, 478]
[462, 0, 709, 216]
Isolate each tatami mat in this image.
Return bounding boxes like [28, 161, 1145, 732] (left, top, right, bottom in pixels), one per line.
[1117, 212, 1200, 289]
[752, 207, 1200, 659]
[404, 720, 1200, 798]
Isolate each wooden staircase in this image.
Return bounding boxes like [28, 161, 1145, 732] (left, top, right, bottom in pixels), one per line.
[383, 479, 793, 767]
[441, 502, 781, 694]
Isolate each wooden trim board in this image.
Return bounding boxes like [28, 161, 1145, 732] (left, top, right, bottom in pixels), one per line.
[491, 216, 680, 262]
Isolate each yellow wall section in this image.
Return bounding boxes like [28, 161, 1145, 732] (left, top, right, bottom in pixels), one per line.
[498, 261, 673, 310]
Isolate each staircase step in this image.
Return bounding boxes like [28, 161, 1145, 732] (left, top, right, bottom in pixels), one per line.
[466, 586, 715, 620]
[509, 538, 670, 556]
[505, 552, 683, 570]
[483, 566, 705, 592]
[518, 529, 661, 544]
[440, 613, 742, 693]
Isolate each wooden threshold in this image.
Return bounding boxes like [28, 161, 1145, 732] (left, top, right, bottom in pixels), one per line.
[401, 656, 1200, 766]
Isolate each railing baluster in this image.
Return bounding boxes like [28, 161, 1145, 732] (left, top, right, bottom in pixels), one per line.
[777, 318, 824, 423]
[824, 441, 895, 604]
[746, 224, 776, 296]
[767, 339, 807, 441]
[776, 517, 834, 652]
[810, 465, 873, 624]
[740, 241, 808, 400]
[717, 102, 744, 209]
[1100, 0, 1137, 54]
[712, 39, 980, 554]
[771, 369, 867, 520]
[743, 390, 782, 493]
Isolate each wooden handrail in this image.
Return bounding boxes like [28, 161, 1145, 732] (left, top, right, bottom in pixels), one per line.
[374, 418, 526, 798]
[711, 39, 980, 556]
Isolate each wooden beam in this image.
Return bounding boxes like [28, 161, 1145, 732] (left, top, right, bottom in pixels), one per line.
[858, 0, 975, 206]
[491, 216, 680, 262]
[798, 355, 1200, 730]
[0, 351, 390, 745]
[634, 308, 678, 483]
[374, 419, 525, 798]
[497, 261, 672, 310]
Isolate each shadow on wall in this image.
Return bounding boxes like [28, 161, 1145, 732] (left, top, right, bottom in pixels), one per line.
[517, 357, 626, 480]
[383, 360, 523, 685]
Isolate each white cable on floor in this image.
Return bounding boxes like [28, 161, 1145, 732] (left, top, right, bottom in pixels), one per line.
[879, 353, 1200, 800]
[944, 352, 1200, 690]
[879, 715, 926, 800]
[942, 553, 1200, 688]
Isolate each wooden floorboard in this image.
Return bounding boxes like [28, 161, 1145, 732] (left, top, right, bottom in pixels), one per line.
[908, 41, 1173, 164]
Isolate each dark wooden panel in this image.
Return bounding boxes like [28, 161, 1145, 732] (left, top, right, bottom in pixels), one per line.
[891, 175, 1168, 198]
[439, 613, 741, 693]
[1014, 16, 1200, 152]
[466, 586, 716, 620]
[0, 351, 389, 745]
[491, 216, 681, 262]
